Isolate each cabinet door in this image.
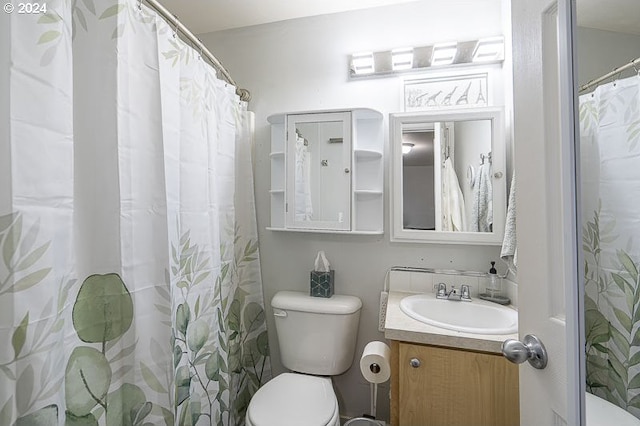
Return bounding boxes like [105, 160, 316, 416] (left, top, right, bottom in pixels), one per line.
[398, 342, 519, 426]
[285, 112, 352, 230]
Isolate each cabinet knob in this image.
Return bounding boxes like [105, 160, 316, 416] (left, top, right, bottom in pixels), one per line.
[344, 168, 350, 173]
[410, 358, 421, 368]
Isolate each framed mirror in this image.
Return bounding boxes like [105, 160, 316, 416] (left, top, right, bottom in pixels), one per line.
[390, 107, 506, 244]
[285, 111, 352, 230]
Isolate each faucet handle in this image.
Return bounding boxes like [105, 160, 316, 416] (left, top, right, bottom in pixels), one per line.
[460, 284, 471, 301]
[436, 282, 447, 298]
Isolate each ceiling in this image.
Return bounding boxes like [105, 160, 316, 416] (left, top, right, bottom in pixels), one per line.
[156, 0, 420, 35]
[156, 0, 639, 36]
[577, 0, 640, 36]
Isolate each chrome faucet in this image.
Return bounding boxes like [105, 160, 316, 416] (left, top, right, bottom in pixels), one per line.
[435, 283, 471, 302]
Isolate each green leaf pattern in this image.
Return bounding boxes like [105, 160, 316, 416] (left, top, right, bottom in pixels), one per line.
[582, 78, 640, 418]
[170, 217, 269, 425]
[0, 209, 269, 425]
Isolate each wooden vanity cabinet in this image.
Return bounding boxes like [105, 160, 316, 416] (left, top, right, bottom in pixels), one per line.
[390, 341, 520, 426]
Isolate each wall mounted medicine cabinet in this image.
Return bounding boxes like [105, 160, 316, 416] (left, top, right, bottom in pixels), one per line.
[390, 107, 506, 245]
[267, 108, 383, 234]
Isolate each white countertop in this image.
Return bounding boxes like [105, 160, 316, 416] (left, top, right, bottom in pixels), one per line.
[384, 291, 519, 354]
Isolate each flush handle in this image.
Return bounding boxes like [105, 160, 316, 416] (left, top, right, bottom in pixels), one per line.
[501, 334, 548, 369]
[409, 358, 421, 368]
[273, 309, 287, 318]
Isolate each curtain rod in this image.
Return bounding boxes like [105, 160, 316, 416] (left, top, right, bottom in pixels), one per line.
[142, 0, 251, 102]
[579, 57, 640, 93]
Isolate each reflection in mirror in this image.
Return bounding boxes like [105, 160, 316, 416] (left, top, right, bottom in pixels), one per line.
[402, 126, 435, 230]
[401, 120, 493, 233]
[294, 120, 346, 223]
[390, 107, 505, 245]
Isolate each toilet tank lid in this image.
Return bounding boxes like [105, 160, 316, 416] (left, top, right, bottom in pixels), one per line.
[272, 291, 362, 314]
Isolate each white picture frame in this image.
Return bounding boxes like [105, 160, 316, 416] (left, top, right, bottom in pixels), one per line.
[404, 73, 489, 111]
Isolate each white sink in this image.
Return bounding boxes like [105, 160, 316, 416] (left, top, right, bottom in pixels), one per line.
[399, 294, 518, 334]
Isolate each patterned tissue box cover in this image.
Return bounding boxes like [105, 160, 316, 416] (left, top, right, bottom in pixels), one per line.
[310, 270, 334, 298]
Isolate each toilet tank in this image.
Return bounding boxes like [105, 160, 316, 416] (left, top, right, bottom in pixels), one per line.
[271, 291, 362, 375]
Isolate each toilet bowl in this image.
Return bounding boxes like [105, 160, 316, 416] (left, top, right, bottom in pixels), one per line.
[586, 392, 640, 426]
[245, 291, 362, 426]
[245, 373, 340, 426]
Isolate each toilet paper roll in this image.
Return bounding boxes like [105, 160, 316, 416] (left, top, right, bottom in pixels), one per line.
[360, 341, 391, 384]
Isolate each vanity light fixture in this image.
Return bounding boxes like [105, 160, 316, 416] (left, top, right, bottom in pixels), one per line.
[351, 52, 375, 75]
[402, 143, 414, 154]
[392, 48, 414, 71]
[348, 36, 504, 79]
[472, 37, 504, 62]
[430, 42, 458, 66]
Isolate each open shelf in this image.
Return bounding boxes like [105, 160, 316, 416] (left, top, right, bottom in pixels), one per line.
[354, 149, 383, 159]
[354, 190, 383, 195]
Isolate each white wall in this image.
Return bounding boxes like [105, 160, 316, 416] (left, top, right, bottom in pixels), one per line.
[576, 27, 640, 90]
[201, 1, 508, 420]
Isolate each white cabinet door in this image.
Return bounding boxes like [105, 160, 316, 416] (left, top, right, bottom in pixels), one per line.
[285, 112, 352, 230]
[511, 0, 583, 425]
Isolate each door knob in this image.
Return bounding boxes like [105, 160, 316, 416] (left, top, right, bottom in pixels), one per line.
[501, 334, 548, 369]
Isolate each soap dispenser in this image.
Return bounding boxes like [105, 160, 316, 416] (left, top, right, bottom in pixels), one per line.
[479, 261, 510, 304]
[486, 261, 502, 297]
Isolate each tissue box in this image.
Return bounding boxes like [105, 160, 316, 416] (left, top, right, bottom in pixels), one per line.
[310, 270, 334, 298]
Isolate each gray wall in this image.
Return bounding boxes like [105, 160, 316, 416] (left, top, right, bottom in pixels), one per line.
[576, 27, 640, 90]
[201, 1, 507, 420]
[403, 165, 435, 229]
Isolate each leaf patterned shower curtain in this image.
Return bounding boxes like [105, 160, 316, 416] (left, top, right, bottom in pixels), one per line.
[582, 75, 640, 418]
[0, 0, 270, 425]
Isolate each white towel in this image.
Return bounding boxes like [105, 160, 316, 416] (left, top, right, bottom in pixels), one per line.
[471, 162, 493, 232]
[500, 173, 517, 273]
[442, 157, 467, 232]
[294, 135, 313, 221]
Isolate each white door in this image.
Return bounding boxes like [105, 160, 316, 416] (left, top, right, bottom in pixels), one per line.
[511, 0, 584, 425]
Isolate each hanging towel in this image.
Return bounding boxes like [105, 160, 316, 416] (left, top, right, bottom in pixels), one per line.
[294, 135, 313, 221]
[471, 162, 493, 232]
[442, 157, 467, 232]
[500, 173, 517, 272]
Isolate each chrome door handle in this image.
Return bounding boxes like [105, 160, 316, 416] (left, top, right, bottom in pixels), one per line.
[501, 334, 548, 369]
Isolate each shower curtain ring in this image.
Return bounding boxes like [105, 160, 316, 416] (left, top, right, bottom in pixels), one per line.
[172, 15, 179, 38]
[611, 69, 622, 87]
[137, 0, 141, 11]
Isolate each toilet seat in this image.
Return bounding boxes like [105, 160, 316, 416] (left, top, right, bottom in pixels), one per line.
[246, 373, 340, 426]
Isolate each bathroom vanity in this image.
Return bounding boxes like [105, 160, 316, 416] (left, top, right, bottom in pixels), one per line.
[385, 291, 519, 426]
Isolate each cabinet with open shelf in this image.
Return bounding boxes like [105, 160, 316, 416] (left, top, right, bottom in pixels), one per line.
[267, 108, 383, 234]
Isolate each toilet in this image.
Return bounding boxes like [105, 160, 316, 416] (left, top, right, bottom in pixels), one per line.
[586, 392, 640, 426]
[245, 290, 362, 426]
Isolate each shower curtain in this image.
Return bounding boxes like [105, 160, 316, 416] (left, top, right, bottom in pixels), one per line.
[582, 75, 640, 418]
[0, 0, 270, 425]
